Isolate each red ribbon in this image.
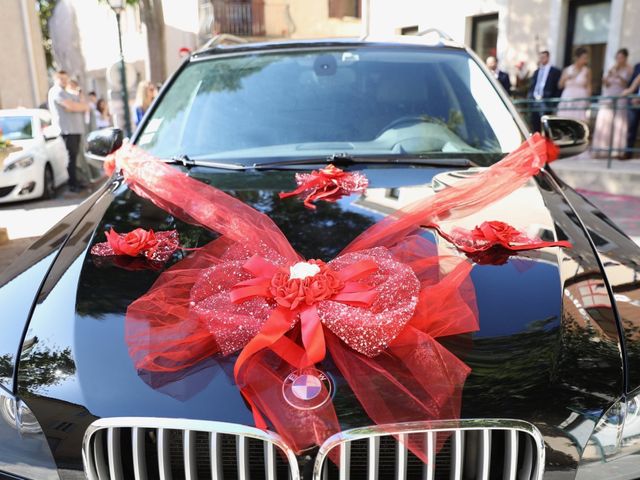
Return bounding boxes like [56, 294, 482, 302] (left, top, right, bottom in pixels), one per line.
[426, 220, 572, 253]
[279, 164, 368, 209]
[231, 256, 379, 381]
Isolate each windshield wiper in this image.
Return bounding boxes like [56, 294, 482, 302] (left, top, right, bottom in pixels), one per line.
[170, 154, 247, 170]
[166, 153, 474, 171]
[253, 153, 473, 169]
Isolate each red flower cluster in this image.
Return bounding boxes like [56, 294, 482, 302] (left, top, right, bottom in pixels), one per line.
[106, 228, 157, 257]
[91, 228, 180, 265]
[426, 219, 571, 260]
[470, 221, 528, 246]
[269, 261, 344, 310]
[279, 164, 368, 209]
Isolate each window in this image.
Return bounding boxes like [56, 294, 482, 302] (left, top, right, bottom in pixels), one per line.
[400, 25, 419, 36]
[0, 116, 33, 140]
[386, 188, 400, 199]
[471, 13, 498, 62]
[328, 0, 360, 18]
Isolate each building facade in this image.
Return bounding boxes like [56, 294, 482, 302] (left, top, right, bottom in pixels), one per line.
[364, 0, 640, 95]
[0, 0, 49, 109]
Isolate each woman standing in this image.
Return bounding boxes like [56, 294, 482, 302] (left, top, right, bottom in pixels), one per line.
[558, 47, 592, 121]
[134, 81, 158, 126]
[592, 49, 632, 158]
[95, 99, 112, 128]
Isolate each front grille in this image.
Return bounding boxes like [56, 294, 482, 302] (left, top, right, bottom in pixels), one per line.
[83, 418, 544, 480]
[82, 417, 299, 480]
[0, 185, 16, 198]
[314, 420, 544, 480]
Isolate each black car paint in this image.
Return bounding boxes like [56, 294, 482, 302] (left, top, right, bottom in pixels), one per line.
[1, 161, 637, 479]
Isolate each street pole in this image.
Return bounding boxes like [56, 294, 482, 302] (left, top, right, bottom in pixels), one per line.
[114, 11, 132, 137]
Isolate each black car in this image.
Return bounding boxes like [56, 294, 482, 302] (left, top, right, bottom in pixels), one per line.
[1, 34, 640, 480]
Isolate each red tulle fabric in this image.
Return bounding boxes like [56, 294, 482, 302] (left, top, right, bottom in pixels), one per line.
[278, 164, 368, 209]
[110, 134, 562, 457]
[426, 220, 572, 253]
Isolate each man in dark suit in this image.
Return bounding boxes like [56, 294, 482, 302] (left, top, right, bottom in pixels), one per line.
[527, 50, 562, 132]
[486, 56, 511, 93]
[625, 62, 640, 158]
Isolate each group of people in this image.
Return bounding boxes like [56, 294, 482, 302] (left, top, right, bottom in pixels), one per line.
[47, 70, 160, 193]
[487, 48, 640, 159]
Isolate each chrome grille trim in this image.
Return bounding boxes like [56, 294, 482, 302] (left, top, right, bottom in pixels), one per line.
[183, 429, 197, 480]
[107, 428, 123, 480]
[264, 441, 277, 480]
[157, 428, 171, 480]
[132, 427, 147, 480]
[238, 434, 250, 480]
[478, 429, 491, 480]
[504, 429, 518, 480]
[92, 428, 108, 480]
[397, 433, 408, 480]
[367, 436, 379, 480]
[82, 417, 300, 480]
[339, 441, 350, 480]
[312, 419, 545, 480]
[450, 430, 464, 480]
[422, 431, 435, 480]
[210, 431, 223, 479]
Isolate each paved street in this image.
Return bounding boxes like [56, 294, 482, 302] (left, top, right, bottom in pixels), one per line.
[0, 185, 98, 271]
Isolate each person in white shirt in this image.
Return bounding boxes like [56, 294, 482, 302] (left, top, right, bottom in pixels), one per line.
[527, 51, 562, 132]
[47, 70, 90, 192]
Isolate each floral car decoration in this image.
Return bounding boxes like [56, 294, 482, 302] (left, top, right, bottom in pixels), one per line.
[100, 134, 570, 460]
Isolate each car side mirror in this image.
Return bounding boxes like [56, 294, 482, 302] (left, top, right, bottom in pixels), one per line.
[541, 116, 589, 159]
[43, 125, 61, 141]
[85, 127, 123, 161]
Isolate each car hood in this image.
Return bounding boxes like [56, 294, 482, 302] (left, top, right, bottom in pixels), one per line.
[17, 164, 596, 474]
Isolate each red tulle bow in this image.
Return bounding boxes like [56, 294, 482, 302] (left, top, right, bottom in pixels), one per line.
[426, 220, 572, 253]
[91, 228, 180, 262]
[279, 164, 368, 209]
[111, 133, 563, 458]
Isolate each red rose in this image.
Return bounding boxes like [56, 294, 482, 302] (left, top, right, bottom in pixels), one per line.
[269, 262, 343, 310]
[106, 227, 157, 257]
[473, 221, 523, 245]
[304, 270, 342, 304]
[270, 273, 305, 310]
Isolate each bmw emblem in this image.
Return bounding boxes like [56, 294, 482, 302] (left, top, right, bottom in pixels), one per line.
[282, 368, 333, 410]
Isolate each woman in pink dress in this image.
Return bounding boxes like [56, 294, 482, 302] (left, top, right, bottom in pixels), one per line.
[592, 48, 633, 158]
[558, 47, 592, 121]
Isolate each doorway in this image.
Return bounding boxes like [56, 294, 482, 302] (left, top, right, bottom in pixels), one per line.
[564, 0, 611, 94]
[471, 13, 499, 62]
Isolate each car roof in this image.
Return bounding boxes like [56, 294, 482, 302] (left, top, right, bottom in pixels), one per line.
[192, 32, 466, 59]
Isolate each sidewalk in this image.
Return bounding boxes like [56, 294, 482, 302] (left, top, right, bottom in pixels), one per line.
[551, 152, 640, 244]
[551, 152, 640, 195]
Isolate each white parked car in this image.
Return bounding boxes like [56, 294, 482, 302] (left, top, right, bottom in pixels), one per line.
[0, 108, 68, 203]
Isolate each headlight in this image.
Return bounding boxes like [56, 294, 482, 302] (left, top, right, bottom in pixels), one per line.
[4, 156, 34, 172]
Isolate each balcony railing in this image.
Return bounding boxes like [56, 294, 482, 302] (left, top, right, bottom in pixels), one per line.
[213, 1, 265, 37]
[513, 94, 640, 167]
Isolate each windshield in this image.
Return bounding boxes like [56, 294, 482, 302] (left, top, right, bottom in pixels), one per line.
[138, 47, 523, 163]
[0, 116, 33, 141]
